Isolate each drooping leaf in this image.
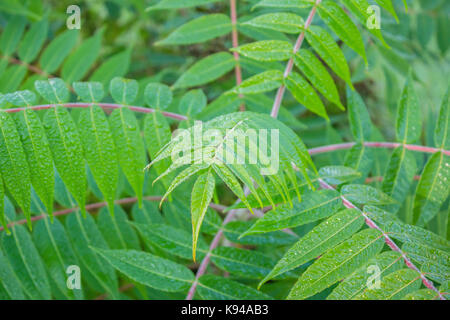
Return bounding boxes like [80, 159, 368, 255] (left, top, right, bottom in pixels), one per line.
[191, 169, 215, 261]
[109, 107, 146, 207]
[43, 106, 86, 216]
[0, 112, 31, 227]
[14, 108, 54, 218]
[1, 225, 51, 299]
[78, 105, 118, 214]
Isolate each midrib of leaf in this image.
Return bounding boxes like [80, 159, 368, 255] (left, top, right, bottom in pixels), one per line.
[349, 255, 403, 299]
[0, 121, 23, 199]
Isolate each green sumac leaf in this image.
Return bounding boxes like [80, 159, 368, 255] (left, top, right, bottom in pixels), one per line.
[1, 225, 51, 299]
[178, 89, 207, 116]
[402, 289, 439, 300]
[382, 147, 416, 208]
[358, 269, 421, 300]
[242, 189, 342, 236]
[396, 73, 421, 143]
[90, 49, 131, 85]
[0, 112, 31, 227]
[232, 40, 292, 61]
[225, 221, 298, 246]
[285, 72, 328, 119]
[33, 218, 83, 299]
[39, 30, 79, 74]
[0, 16, 26, 56]
[413, 152, 450, 227]
[110, 77, 138, 105]
[305, 26, 353, 89]
[132, 222, 208, 261]
[148, 0, 221, 10]
[73, 81, 105, 102]
[211, 247, 286, 280]
[344, 143, 373, 182]
[340, 0, 388, 47]
[0, 249, 25, 299]
[317, 1, 366, 63]
[62, 29, 103, 84]
[261, 209, 364, 287]
[35, 78, 69, 103]
[375, 0, 398, 22]
[157, 14, 231, 45]
[197, 275, 272, 300]
[44, 107, 87, 216]
[174, 52, 235, 89]
[347, 88, 371, 141]
[144, 83, 173, 110]
[232, 70, 283, 94]
[4, 90, 36, 106]
[97, 206, 140, 250]
[287, 229, 384, 300]
[15, 108, 54, 218]
[294, 50, 343, 110]
[109, 107, 146, 206]
[328, 251, 404, 300]
[93, 248, 194, 292]
[341, 184, 395, 205]
[78, 105, 118, 214]
[434, 86, 449, 149]
[253, 0, 314, 9]
[191, 169, 215, 261]
[242, 13, 304, 34]
[18, 18, 48, 63]
[66, 212, 119, 298]
[318, 166, 361, 185]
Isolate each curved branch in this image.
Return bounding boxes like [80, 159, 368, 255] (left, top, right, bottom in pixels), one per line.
[318, 178, 446, 300]
[4, 103, 188, 121]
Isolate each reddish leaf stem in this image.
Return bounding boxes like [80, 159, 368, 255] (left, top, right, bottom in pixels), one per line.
[318, 178, 446, 300]
[229, 0, 245, 111]
[270, 0, 321, 118]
